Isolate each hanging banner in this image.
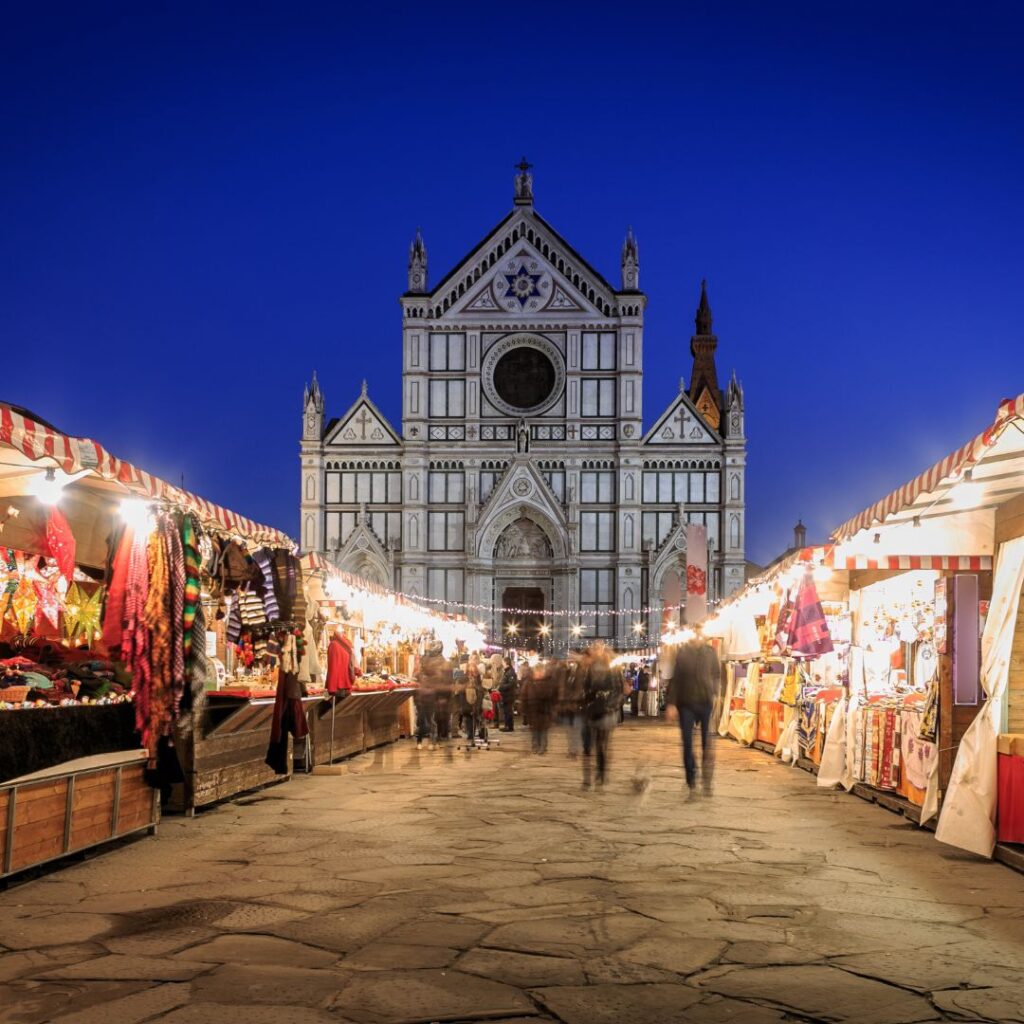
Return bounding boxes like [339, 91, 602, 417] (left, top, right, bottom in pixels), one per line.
[685, 523, 708, 624]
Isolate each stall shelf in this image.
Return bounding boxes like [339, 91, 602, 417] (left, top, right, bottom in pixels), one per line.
[1, 750, 158, 881]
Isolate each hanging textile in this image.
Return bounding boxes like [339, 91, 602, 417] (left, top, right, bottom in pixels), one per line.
[936, 537, 1024, 857]
[166, 516, 186, 714]
[786, 571, 835, 658]
[44, 506, 76, 583]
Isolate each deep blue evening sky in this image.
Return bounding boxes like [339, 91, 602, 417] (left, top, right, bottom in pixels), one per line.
[2, 3, 1022, 564]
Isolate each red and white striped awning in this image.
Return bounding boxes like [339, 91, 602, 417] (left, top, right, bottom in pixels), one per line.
[833, 394, 1024, 542]
[0, 403, 292, 549]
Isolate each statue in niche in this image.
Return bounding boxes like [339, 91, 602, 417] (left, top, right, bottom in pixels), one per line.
[516, 419, 530, 454]
[494, 517, 552, 560]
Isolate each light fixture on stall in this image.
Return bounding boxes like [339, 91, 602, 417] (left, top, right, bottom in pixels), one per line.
[632, 621, 645, 634]
[475, 620, 487, 631]
[506, 622, 519, 636]
[912, 515, 921, 528]
[571, 624, 583, 637]
[538, 623, 550, 637]
[30, 467, 88, 506]
[873, 532, 881, 544]
[119, 498, 156, 535]
[813, 562, 831, 583]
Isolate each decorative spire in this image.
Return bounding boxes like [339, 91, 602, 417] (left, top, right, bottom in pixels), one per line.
[407, 228, 427, 293]
[621, 226, 639, 290]
[360, 378, 368, 398]
[695, 278, 713, 335]
[513, 156, 534, 206]
[304, 370, 323, 410]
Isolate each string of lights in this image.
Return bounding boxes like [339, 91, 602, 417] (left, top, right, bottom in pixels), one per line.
[365, 591, 691, 619]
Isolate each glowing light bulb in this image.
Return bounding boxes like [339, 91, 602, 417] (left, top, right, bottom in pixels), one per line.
[120, 498, 156, 535]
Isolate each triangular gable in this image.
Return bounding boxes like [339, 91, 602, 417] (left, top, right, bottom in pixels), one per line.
[429, 209, 622, 319]
[333, 519, 392, 586]
[643, 390, 720, 446]
[449, 240, 597, 318]
[476, 457, 567, 531]
[324, 393, 401, 447]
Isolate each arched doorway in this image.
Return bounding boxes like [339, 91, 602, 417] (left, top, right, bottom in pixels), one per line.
[493, 517, 553, 649]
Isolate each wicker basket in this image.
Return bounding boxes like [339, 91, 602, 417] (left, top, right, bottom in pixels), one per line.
[0, 685, 31, 703]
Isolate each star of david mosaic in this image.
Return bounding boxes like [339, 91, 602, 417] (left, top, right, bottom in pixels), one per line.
[503, 265, 542, 308]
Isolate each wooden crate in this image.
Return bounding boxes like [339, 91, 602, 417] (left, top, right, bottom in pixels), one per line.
[1, 753, 158, 880]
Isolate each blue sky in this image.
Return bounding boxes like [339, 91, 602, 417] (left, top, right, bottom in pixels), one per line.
[2, 2, 1022, 563]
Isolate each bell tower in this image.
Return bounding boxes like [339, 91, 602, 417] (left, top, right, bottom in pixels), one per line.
[689, 279, 722, 431]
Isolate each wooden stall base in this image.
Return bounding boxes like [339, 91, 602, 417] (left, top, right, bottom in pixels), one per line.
[307, 690, 415, 768]
[1, 751, 158, 883]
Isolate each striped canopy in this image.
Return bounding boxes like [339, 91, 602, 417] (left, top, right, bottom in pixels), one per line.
[833, 394, 1024, 543]
[0, 402, 292, 549]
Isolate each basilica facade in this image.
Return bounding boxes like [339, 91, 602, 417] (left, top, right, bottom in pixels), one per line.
[300, 165, 746, 649]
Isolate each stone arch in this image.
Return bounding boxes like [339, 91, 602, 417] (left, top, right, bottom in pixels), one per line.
[476, 501, 567, 562]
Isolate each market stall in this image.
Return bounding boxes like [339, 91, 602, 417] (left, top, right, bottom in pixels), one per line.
[0, 402, 296, 868]
[705, 393, 1024, 862]
[298, 555, 485, 768]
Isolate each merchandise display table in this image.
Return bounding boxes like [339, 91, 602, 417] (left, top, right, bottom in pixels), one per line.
[306, 688, 415, 767]
[1, 749, 158, 880]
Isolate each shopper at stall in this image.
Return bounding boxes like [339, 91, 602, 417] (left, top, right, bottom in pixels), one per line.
[498, 658, 518, 731]
[458, 656, 483, 750]
[581, 642, 624, 789]
[666, 630, 720, 799]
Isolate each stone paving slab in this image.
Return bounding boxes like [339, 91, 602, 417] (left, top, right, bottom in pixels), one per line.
[3, 721, 1024, 1023]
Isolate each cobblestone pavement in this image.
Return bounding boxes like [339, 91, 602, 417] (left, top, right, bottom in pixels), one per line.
[3, 720, 1024, 1024]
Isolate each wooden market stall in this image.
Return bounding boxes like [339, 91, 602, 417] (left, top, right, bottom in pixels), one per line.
[0, 402, 295, 872]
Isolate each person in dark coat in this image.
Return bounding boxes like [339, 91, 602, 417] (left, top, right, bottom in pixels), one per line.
[580, 643, 623, 789]
[523, 660, 556, 754]
[498, 658, 518, 731]
[666, 632, 721, 799]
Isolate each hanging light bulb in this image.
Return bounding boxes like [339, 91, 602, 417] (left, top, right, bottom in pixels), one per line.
[32, 468, 64, 506]
[120, 498, 156, 535]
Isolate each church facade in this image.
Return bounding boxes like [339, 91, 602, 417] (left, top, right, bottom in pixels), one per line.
[300, 165, 746, 649]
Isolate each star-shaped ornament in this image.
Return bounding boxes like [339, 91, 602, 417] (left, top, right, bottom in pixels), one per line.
[503, 266, 542, 308]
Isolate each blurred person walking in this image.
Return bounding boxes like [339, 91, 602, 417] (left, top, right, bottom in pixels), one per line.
[581, 642, 623, 789]
[666, 631, 720, 799]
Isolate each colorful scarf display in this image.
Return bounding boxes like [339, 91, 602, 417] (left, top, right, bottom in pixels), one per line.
[786, 572, 835, 658]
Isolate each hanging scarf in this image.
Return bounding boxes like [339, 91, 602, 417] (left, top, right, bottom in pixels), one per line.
[142, 525, 172, 761]
[182, 516, 202, 669]
[165, 516, 186, 714]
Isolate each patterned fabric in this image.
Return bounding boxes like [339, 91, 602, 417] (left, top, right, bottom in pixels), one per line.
[44, 507, 76, 582]
[919, 678, 939, 742]
[123, 530, 151, 741]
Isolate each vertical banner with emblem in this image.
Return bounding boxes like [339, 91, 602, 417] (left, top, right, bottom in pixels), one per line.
[685, 523, 708, 624]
